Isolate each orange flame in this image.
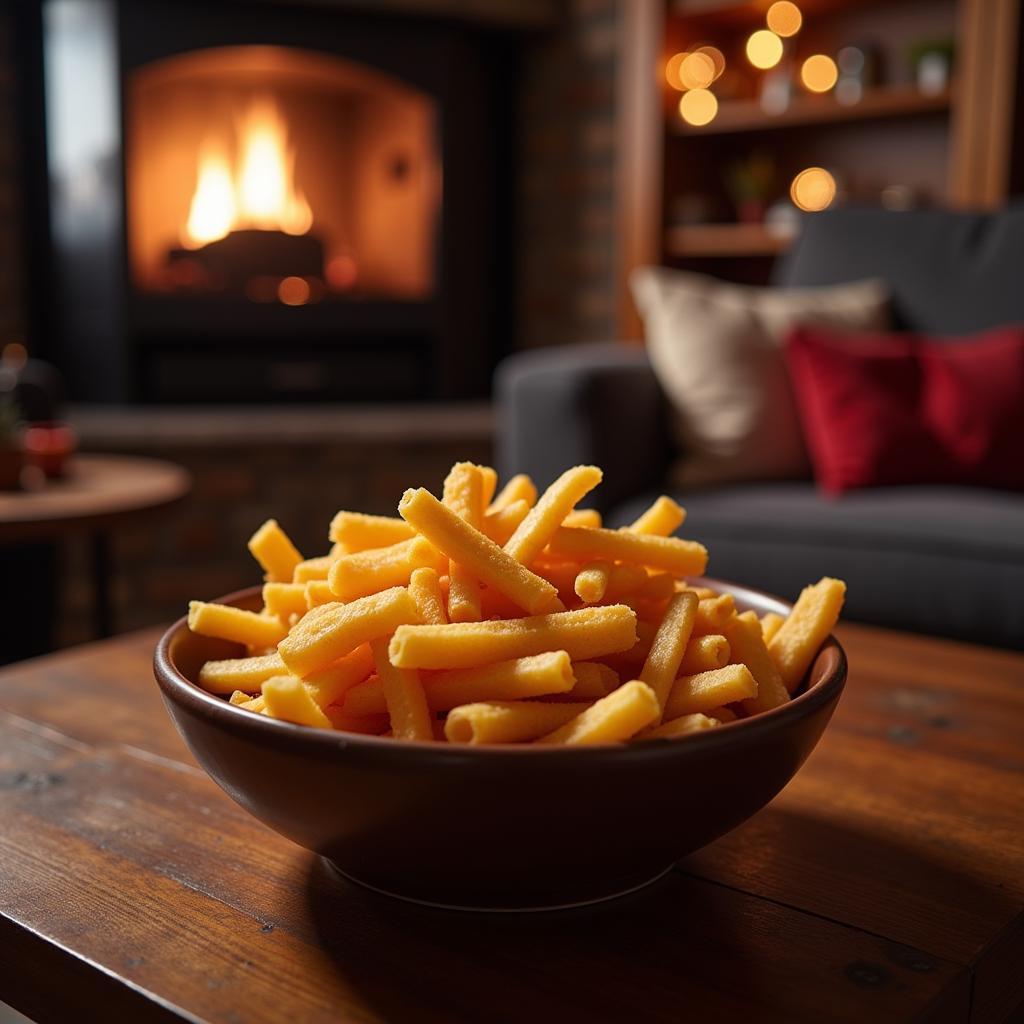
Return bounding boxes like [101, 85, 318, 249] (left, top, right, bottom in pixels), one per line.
[183, 97, 312, 248]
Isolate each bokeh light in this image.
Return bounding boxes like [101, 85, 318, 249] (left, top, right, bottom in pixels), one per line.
[746, 30, 784, 70]
[790, 167, 836, 211]
[678, 51, 716, 90]
[801, 54, 839, 93]
[766, 1, 802, 38]
[278, 275, 312, 306]
[665, 52, 688, 90]
[695, 45, 726, 81]
[678, 88, 719, 126]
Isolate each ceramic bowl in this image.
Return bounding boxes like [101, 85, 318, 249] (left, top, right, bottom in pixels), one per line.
[154, 578, 846, 911]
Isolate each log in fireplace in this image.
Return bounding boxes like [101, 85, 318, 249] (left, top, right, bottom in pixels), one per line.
[35, 0, 517, 402]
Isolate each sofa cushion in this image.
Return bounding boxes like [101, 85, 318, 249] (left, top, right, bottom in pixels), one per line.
[778, 205, 1024, 334]
[785, 323, 1024, 494]
[629, 266, 889, 487]
[609, 484, 1024, 649]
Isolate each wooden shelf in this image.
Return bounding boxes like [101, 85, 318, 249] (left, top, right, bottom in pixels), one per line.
[670, 85, 953, 137]
[664, 223, 793, 257]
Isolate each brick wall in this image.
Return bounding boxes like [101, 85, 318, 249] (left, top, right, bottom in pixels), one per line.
[0, 9, 25, 345]
[516, 0, 620, 348]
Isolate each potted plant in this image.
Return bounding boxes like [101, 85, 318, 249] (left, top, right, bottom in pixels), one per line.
[726, 152, 776, 224]
[0, 393, 24, 490]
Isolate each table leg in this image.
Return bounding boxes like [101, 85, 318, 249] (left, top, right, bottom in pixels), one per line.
[0, 542, 56, 664]
[92, 533, 113, 639]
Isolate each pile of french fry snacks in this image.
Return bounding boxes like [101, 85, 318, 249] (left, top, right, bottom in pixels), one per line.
[187, 463, 846, 745]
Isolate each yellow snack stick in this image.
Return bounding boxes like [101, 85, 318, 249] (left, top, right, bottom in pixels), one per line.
[329, 511, 415, 550]
[262, 675, 332, 728]
[446, 700, 593, 745]
[481, 499, 531, 545]
[328, 537, 443, 602]
[663, 664, 758, 719]
[248, 519, 303, 583]
[489, 473, 537, 513]
[561, 661, 619, 699]
[562, 508, 602, 528]
[707, 705, 738, 722]
[760, 612, 786, 645]
[302, 642, 375, 708]
[344, 650, 576, 715]
[293, 554, 337, 583]
[478, 465, 498, 510]
[722, 611, 790, 715]
[546, 526, 708, 577]
[504, 465, 603, 565]
[228, 690, 250, 706]
[442, 462, 484, 623]
[635, 572, 676, 603]
[262, 582, 309, 623]
[628, 495, 686, 536]
[389, 604, 637, 670]
[769, 577, 847, 692]
[604, 618, 658, 668]
[574, 562, 612, 603]
[305, 580, 335, 609]
[532, 561, 585, 602]
[640, 712, 720, 740]
[188, 601, 287, 650]
[323, 708, 390, 734]
[398, 487, 564, 615]
[639, 590, 699, 715]
[601, 564, 650, 601]
[371, 637, 433, 742]
[408, 566, 448, 625]
[686, 586, 720, 600]
[677, 634, 730, 674]
[198, 651, 287, 694]
[238, 695, 266, 713]
[337, 677, 386, 716]
[536, 680, 659, 745]
[279, 586, 420, 677]
[693, 594, 736, 635]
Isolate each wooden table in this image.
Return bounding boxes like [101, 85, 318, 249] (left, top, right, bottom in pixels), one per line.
[0, 455, 190, 652]
[1, 622, 1022, 1024]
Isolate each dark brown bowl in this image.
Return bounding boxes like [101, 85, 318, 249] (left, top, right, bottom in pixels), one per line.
[154, 578, 846, 911]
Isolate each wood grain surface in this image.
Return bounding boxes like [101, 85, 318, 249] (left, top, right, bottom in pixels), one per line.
[1, 622, 1022, 1024]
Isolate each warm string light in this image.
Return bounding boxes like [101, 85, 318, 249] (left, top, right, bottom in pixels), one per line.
[801, 54, 839, 93]
[668, 43, 725, 125]
[790, 167, 836, 211]
[678, 51, 716, 90]
[766, 1, 802, 38]
[678, 88, 718, 126]
[746, 29, 784, 70]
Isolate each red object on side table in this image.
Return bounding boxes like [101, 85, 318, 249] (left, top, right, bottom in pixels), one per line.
[785, 324, 1024, 494]
[21, 421, 78, 479]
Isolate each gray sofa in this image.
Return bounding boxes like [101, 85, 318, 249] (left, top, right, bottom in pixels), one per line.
[497, 208, 1024, 650]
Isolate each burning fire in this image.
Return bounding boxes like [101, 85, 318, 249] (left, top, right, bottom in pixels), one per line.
[184, 97, 313, 248]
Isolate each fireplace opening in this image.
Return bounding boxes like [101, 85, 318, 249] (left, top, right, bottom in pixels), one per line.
[127, 46, 440, 305]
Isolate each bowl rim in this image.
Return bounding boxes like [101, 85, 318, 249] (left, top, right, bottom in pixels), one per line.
[153, 576, 846, 761]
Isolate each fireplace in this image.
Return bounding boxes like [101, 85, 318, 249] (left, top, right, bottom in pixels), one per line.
[38, 0, 515, 402]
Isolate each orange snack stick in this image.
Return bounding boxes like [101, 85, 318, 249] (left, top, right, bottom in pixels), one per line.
[371, 637, 433, 742]
[262, 582, 309, 623]
[304, 580, 335, 609]
[769, 577, 846, 692]
[693, 594, 736, 635]
[562, 508, 602, 529]
[322, 709, 390, 734]
[292, 555, 339, 583]
[722, 611, 790, 714]
[641, 712, 720, 740]
[536, 680, 659, 745]
[574, 561, 612, 603]
[442, 462, 485, 623]
[489, 473, 537, 513]
[398, 487, 563, 615]
[706, 705, 738, 722]
[389, 604, 637, 671]
[445, 700, 592, 744]
[329, 511, 415, 551]
[478, 465, 498, 510]
[301, 642, 375, 708]
[663, 664, 758, 719]
[198, 651, 287, 695]
[677, 634, 731, 674]
[546, 526, 708, 577]
[408, 566, 448, 625]
[760, 612, 786, 645]
[278, 586, 420, 677]
[248, 519, 303, 583]
[481, 499, 531, 545]
[188, 601, 287, 650]
[503, 465, 603, 566]
[261, 675, 331, 728]
[328, 537, 443, 602]
[629, 496, 686, 536]
[639, 590, 699, 715]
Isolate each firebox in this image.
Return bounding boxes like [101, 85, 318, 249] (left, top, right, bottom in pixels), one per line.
[38, 0, 515, 402]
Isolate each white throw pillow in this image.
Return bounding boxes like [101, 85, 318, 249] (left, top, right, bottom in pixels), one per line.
[630, 267, 890, 487]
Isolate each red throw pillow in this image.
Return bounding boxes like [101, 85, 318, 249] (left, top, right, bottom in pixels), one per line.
[784, 324, 1024, 494]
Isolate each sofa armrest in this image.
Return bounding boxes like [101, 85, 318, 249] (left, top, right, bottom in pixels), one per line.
[495, 343, 673, 511]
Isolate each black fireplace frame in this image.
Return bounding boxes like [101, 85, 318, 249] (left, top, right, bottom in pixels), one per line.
[21, 0, 520, 403]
